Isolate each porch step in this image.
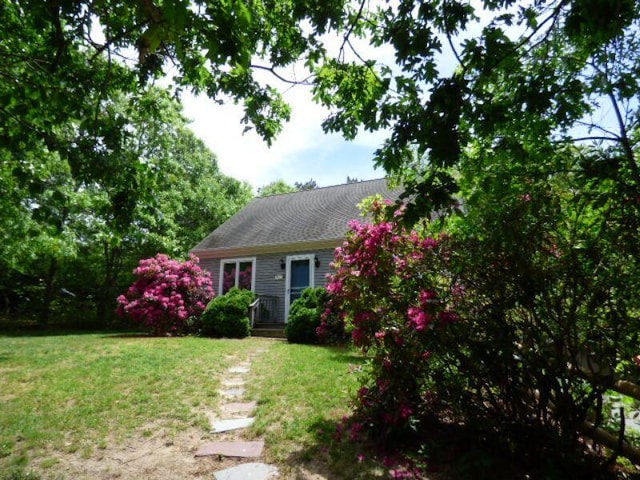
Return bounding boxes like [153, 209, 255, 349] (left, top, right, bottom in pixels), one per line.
[252, 324, 285, 338]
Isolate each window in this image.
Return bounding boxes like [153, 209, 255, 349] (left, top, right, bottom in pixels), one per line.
[219, 258, 255, 295]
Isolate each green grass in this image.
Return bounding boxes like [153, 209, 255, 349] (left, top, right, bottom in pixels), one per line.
[0, 333, 258, 477]
[247, 342, 385, 479]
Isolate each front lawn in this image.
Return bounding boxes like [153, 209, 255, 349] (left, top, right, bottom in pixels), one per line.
[0, 333, 370, 479]
[246, 342, 383, 478]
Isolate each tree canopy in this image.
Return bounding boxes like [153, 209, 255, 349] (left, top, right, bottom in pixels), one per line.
[256, 179, 297, 197]
[4, 0, 638, 217]
[257, 178, 319, 196]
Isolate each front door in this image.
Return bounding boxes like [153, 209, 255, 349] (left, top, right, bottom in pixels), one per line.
[285, 254, 315, 322]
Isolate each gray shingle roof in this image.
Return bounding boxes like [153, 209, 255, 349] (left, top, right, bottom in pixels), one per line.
[192, 178, 402, 252]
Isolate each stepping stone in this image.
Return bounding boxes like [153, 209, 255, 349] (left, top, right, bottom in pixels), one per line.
[228, 367, 250, 374]
[211, 417, 255, 433]
[222, 378, 245, 387]
[195, 440, 264, 458]
[220, 388, 244, 398]
[213, 462, 279, 480]
[221, 401, 257, 415]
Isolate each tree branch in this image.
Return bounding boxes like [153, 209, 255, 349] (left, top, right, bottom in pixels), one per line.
[339, 0, 367, 63]
[607, 88, 640, 186]
[570, 135, 622, 143]
[249, 64, 314, 85]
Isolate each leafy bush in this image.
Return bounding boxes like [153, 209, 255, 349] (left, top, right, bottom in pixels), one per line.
[201, 287, 254, 338]
[285, 287, 326, 344]
[116, 254, 214, 336]
[328, 172, 640, 474]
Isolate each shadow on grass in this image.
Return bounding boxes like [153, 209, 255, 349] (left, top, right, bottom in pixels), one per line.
[0, 326, 145, 338]
[279, 415, 633, 480]
[281, 417, 386, 480]
[0, 329, 117, 338]
[102, 332, 152, 339]
[318, 345, 366, 366]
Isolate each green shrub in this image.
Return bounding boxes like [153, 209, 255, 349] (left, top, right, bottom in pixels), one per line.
[201, 287, 255, 338]
[285, 287, 327, 344]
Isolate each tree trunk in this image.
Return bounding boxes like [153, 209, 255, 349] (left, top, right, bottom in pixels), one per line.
[95, 242, 122, 328]
[40, 258, 58, 326]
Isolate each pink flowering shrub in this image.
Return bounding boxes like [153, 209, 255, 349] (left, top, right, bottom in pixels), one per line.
[116, 254, 214, 336]
[324, 199, 461, 442]
[327, 180, 640, 476]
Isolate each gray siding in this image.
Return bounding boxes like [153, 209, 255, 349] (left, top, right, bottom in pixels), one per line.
[198, 247, 337, 323]
[199, 258, 221, 292]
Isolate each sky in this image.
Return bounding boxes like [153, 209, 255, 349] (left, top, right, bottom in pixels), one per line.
[180, 84, 388, 192]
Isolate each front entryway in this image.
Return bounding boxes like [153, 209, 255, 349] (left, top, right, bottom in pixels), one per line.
[284, 254, 315, 322]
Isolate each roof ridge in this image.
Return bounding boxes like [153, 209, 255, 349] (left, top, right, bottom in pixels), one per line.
[259, 177, 388, 198]
[191, 177, 402, 252]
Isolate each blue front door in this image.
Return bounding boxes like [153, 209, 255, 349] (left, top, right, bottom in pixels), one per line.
[285, 255, 314, 321]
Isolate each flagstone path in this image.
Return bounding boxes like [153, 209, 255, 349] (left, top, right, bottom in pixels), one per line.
[195, 343, 280, 480]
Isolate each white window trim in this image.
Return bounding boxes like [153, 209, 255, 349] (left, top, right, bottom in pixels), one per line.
[284, 254, 315, 322]
[219, 257, 256, 295]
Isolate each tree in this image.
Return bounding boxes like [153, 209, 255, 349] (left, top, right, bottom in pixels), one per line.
[257, 179, 296, 197]
[4, 1, 639, 209]
[313, 1, 640, 220]
[0, 81, 250, 326]
[294, 178, 318, 191]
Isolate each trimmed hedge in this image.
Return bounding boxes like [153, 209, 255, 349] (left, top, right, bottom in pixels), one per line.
[201, 287, 255, 338]
[285, 287, 327, 344]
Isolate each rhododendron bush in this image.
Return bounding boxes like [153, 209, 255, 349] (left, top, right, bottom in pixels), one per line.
[117, 254, 214, 335]
[323, 199, 463, 442]
[327, 170, 640, 473]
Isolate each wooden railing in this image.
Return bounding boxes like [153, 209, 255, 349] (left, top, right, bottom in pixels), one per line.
[249, 295, 279, 326]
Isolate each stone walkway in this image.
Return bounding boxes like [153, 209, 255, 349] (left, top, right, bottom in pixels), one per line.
[195, 343, 280, 480]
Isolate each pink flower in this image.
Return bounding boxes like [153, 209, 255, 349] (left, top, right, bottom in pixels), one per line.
[398, 403, 413, 419]
[421, 237, 439, 249]
[352, 328, 365, 345]
[407, 306, 431, 331]
[419, 290, 438, 304]
[438, 311, 459, 324]
[377, 378, 390, 393]
[116, 253, 214, 336]
[348, 422, 363, 441]
[326, 280, 343, 294]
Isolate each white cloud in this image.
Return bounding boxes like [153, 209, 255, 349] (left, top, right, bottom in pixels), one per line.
[181, 80, 388, 191]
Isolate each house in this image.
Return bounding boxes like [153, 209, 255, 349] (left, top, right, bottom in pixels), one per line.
[190, 178, 402, 330]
